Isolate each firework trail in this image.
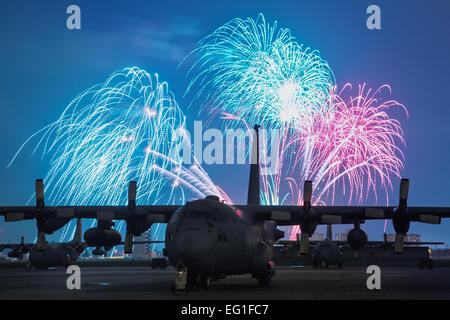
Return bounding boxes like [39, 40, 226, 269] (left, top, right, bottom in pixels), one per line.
[287, 84, 407, 238]
[184, 14, 407, 239]
[183, 13, 335, 131]
[10, 67, 230, 249]
[183, 13, 335, 205]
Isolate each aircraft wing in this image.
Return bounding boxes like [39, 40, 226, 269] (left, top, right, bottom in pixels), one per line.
[118, 240, 164, 245]
[0, 240, 165, 252]
[366, 241, 444, 246]
[0, 243, 35, 252]
[0, 205, 181, 224]
[275, 240, 326, 246]
[238, 205, 450, 226]
[276, 240, 444, 247]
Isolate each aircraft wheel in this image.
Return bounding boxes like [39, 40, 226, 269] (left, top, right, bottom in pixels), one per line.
[257, 277, 270, 287]
[187, 273, 199, 291]
[200, 276, 210, 290]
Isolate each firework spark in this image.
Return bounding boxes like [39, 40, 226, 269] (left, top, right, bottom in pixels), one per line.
[10, 67, 230, 247]
[184, 14, 407, 240]
[183, 13, 335, 131]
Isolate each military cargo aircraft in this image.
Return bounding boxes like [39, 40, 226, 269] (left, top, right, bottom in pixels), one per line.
[276, 225, 443, 268]
[1, 125, 450, 289]
[0, 218, 161, 269]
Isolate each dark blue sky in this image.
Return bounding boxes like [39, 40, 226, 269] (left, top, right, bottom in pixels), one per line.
[0, 0, 449, 244]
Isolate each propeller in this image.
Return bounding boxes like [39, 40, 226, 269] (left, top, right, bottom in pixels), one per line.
[19, 236, 28, 254]
[303, 180, 312, 208]
[299, 180, 313, 255]
[35, 179, 46, 251]
[124, 181, 137, 254]
[392, 179, 410, 254]
[383, 233, 388, 251]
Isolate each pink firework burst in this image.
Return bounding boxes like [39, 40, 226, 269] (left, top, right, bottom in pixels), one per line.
[288, 83, 407, 239]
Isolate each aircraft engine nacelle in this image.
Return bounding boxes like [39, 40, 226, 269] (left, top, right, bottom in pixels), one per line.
[38, 217, 71, 234]
[84, 228, 122, 247]
[127, 222, 152, 237]
[8, 250, 21, 258]
[92, 247, 105, 256]
[346, 228, 368, 250]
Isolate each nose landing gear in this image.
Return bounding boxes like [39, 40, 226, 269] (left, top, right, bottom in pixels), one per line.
[171, 261, 211, 294]
[172, 261, 188, 294]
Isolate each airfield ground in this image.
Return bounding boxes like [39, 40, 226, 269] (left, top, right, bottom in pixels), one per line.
[0, 263, 449, 299]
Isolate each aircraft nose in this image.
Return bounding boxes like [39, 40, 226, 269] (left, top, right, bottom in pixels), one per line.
[178, 228, 211, 264]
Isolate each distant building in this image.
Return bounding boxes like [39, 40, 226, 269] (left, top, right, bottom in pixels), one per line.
[431, 249, 450, 259]
[335, 229, 352, 241]
[309, 233, 324, 241]
[405, 234, 421, 243]
[131, 230, 152, 259]
[386, 233, 421, 243]
[335, 233, 347, 241]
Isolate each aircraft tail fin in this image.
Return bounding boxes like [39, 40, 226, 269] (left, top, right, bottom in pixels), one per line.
[73, 218, 82, 243]
[247, 124, 260, 206]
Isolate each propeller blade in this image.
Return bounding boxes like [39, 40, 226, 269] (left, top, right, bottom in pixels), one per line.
[124, 181, 138, 254]
[299, 232, 310, 255]
[394, 233, 405, 254]
[128, 181, 137, 208]
[399, 178, 409, 208]
[303, 180, 312, 205]
[419, 214, 440, 224]
[124, 233, 134, 254]
[35, 179, 44, 209]
[37, 230, 46, 251]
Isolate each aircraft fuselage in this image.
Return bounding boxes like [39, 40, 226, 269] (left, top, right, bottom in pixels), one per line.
[165, 197, 276, 281]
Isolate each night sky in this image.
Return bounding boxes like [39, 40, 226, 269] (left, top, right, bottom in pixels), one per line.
[0, 0, 449, 245]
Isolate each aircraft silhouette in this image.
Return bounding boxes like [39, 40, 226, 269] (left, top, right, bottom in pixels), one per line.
[1, 125, 449, 288]
[0, 218, 162, 269]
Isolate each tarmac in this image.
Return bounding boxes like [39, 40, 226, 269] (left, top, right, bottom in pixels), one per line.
[0, 265, 449, 299]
